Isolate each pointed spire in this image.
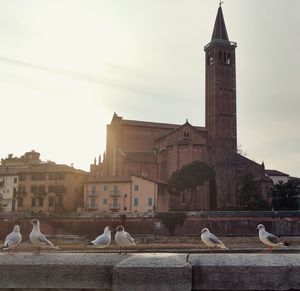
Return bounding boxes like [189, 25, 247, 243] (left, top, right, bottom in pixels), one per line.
[211, 5, 229, 43]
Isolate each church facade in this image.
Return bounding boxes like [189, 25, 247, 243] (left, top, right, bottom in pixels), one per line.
[85, 5, 269, 212]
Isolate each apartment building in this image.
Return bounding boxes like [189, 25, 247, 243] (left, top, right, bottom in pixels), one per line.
[1, 151, 88, 213]
[0, 168, 19, 212]
[84, 173, 169, 214]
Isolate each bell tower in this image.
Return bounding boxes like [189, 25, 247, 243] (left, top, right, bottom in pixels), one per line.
[205, 3, 237, 164]
[205, 3, 237, 208]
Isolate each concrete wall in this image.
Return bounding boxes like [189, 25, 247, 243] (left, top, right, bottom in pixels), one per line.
[0, 253, 300, 290]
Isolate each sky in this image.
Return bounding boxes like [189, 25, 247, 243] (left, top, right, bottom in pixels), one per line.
[0, 0, 299, 176]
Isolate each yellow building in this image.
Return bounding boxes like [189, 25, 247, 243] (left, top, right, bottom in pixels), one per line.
[1, 151, 88, 213]
[84, 174, 169, 214]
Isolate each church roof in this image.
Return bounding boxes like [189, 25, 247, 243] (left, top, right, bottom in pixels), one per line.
[112, 113, 206, 131]
[211, 5, 229, 43]
[154, 121, 207, 142]
[265, 169, 289, 177]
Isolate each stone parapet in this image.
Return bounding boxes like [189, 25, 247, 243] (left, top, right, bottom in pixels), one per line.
[1, 253, 300, 290]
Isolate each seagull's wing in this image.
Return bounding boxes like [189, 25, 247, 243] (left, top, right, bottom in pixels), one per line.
[92, 234, 110, 246]
[208, 233, 223, 245]
[37, 233, 55, 247]
[4, 233, 21, 247]
[125, 232, 135, 244]
[4, 232, 14, 246]
[266, 233, 281, 244]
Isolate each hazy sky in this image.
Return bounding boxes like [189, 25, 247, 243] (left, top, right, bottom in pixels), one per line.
[0, 0, 299, 176]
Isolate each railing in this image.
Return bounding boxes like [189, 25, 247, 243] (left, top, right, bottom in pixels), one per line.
[109, 190, 121, 197]
[109, 203, 120, 210]
[87, 204, 98, 210]
[87, 191, 98, 198]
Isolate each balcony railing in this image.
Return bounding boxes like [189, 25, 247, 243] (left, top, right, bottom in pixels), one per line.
[87, 204, 98, 210]
[87, 191, 98, 198]
[109, 204, 120, 210]
[109, 190, 121, 197]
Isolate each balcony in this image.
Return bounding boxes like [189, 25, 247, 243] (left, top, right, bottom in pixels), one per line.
[87, 191, 98, 198]
[109, 190, 121, 197]
[87, 204, 98, 210]
[109, 204, 120, 211]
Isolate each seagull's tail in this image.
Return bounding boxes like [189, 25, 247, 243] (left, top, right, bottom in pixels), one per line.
[51, 245, 60, 250]
[220, 244, 229, 250]
[280, 241, 290, 247]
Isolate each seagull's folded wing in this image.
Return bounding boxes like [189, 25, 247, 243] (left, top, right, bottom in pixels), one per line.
[209, 234, 223, 245]
[267, 233, 281, 244]
[93, 235, 110, 245]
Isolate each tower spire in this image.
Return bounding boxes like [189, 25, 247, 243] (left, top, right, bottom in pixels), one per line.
[211, 4, 229, 42]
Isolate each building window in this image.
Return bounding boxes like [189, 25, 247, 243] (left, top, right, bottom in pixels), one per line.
[13, 177, 18, 184]
[134, 185, 139, 191]
[148, 197, 153, 206]
[134, 198, 139, 206]
[19, 174, 26, 181]
[39, 198, 44, 207]
[31, 198, 36, 207]
[183, 131, 190, 138]
[91, 185, 96, 195]
[103, 198, 107, 205]
[31, 173, 46, 181]
[31, 186, 46, 195]
[18, 198, 23, 207]
[49, 197, 54, 207]
[103, 185, 108, 191]
[49, 173, 65, 180]
[182, 191, 186, 204]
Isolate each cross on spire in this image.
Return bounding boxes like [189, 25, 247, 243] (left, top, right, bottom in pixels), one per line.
[219, 0, 224, 6]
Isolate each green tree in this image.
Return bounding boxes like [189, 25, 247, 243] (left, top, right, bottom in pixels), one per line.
[269, 181, 298, 210]
[168, 161, 215, 209]
[238, 174, 269, 210]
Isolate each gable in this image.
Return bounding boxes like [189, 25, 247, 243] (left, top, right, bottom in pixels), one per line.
[155, 122, 207, 147]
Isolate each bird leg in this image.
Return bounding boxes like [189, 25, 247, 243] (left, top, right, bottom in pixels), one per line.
[268, 246, 273, 253]
[119, 247, 122, 255]
[125, 246, 127, 255]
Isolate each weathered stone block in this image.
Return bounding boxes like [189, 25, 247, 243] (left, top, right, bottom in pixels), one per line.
[113, 253, 192, 291]
[190, 253, 300, 290]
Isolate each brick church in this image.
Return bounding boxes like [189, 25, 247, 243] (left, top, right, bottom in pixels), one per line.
[93, 4, 269, 210]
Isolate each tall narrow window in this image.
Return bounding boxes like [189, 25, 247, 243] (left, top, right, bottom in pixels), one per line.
[134, 198, 139, 206]
[182, 191, 186, 204]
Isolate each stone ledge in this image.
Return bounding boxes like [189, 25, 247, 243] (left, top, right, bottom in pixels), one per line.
[113, 253, 191, 291]
[0, 253, 124, 290]
[1, 253, 300, 290]
[190, 253, 300, 290]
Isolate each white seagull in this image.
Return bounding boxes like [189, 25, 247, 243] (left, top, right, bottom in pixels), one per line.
[257, 224, 289, 252]
[29, 219, 59, 254]
[88, 226, 112, 250]
[115, 225, 135, 254]
[201, 228, 229, 251]
[2, 225, 22, 252]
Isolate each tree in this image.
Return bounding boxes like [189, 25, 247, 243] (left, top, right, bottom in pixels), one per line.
[238, 174, 269, 210]
[269, 181, 299, 210]
[168, 161, 215, 209]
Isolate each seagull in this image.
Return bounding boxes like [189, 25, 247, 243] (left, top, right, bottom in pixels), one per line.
[115, 225, 135, 255]
[201, 228, 229, 251]
[29, 219, 59, 254]
[2, 225, 22, 252]
[257, 224, 289, 252]
[88, 226, 112, 250]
